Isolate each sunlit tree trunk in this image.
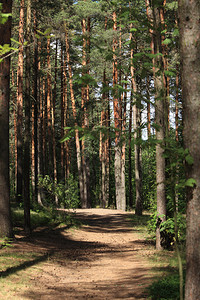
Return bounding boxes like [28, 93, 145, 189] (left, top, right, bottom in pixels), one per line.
[42, 61, 47, 176]
[60, 43, 64, 178]
[178, 1, 200, 298]
[23, 0, 31, 233]
[65, 23, 84, 206]
[128, 90, 133, 209]
[16, 0, 24, 202]
[63, 47, 70, 180]
[0, 0, 13, 237]
[129, 19, 143, 216]
[113, 11, 125, 211]
[33, 11, 38, 203]
[100, 17, 109, 208]
[46, 37, 53, 178]
[152, 1, 167, 250]
[52, 39, 58, 204]
[81, 16, 91, 208]
[146, 76, 151, 138]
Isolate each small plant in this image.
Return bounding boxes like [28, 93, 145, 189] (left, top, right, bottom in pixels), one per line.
[0, 237, 13, 249]
[38, 174, 80, 209]
[147, 212, 186, 248]
[148, 271, 186, 300]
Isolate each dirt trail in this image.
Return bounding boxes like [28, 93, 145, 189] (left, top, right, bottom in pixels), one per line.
[7, 209, 154, 299]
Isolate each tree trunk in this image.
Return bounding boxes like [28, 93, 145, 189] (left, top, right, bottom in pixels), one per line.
[128, 91, 133, 209]
[16, 0, 24, 203]
[178, 1, 200, 298]
[60, 43, 64, 177]
[23, 0, 31, 233]
[46, 37, 53, 178]
[152, 1, 167, 250]
[113, 11, 125, 211]
[33, 11, 38, 204]
[0, 0, 13, 238]
[130, 21, 143, 216]
[52, 39, 58, 204]
[65, 23, 84, 206]
[63, 47, 70, 180]
[147, 76, 151, 138]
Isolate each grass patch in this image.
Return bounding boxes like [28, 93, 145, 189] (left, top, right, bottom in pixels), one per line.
[148, 271, 186, 299]
[147, 244, 186, 299]
[11, 207, 81, 231]
[126, 211, 186, 300]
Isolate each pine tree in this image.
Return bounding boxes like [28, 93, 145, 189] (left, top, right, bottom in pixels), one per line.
[0, 0, 13, 238]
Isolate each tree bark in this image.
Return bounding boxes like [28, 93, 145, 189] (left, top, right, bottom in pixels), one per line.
[23, 0, 31, 233]
[65, 23, 84, 207]
[16, 0, 24, 203]
[152, 1, 167, 250]
[113, 11, 125, 211]
[130, 21, 143, 216]
[178, 1, 200, 299]
[33, 11, 38, 204]
[0, 0, 13, 237]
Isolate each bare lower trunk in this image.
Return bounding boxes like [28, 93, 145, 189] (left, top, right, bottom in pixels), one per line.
[178, 1, 200, 298]
[0, 0, 13, 237]
[24, 0, 31, 233]
[65, 23, 84, 206]
[16, 0, 24, 203]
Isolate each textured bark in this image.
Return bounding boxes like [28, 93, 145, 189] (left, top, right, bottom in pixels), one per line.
[65, 23, 84, 206]
[16, 0, 24, 202]
[23, 0, 31, 233]
[46, 38, 53, 177]
[52, 39, 58, 195]
[81, 16, 90, 208]
[12, 68, 17, 191]
[100, 67, 110, 208]
[147, 76, 151, 138]
[63, 47, 70, 180]
[60, 44, 64, 176]
[113, 11, 125, 211]
[152, 1, 167, 250]
[42, 64, 46, 176]
[178, 1, 200, 299]
[128, 91, 133, 209]
[130, 22, 143, 216]
[0, 0, 13, 237]
[121, 80, 127, 211]
[33, 11, 38, 203]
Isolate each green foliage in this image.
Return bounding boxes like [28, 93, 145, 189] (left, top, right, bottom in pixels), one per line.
[148, 272, 185, 300]
[0, 4, 11, 24]
[0, 237, 13, 249]
[38, 175, 80, 209]
[11, 208, 51, 229]
[147, 212, 186, 245]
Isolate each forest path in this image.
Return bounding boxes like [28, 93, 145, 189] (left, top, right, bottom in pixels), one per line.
[5, 209, 154, 299]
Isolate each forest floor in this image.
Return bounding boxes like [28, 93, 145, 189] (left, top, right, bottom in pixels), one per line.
[0, 209, 157, 299]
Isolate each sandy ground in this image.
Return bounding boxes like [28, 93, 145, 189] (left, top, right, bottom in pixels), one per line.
[5, 209, 155, 299]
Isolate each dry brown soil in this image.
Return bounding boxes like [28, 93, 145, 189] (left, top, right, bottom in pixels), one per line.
[1, 209, 155, 299]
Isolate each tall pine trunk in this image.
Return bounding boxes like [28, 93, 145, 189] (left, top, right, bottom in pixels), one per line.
[0, 0, 13, 237]
[16, 0, 24, 202]
[23, 0, 31, 233]
[178, 1, 200, 298]
[152, 1, 167, 250]
[64, 23, 84, 206]
[113, 11, 125, 211]
[130, 20, 143, 215]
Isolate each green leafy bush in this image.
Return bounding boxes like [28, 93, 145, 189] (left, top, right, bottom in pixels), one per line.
[38, 174, 80, 209]
[147, 212, 186, 246]
[148, 272, 185, 299]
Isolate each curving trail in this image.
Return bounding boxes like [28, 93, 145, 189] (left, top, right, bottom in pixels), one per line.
[14, 209, 154, 299]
